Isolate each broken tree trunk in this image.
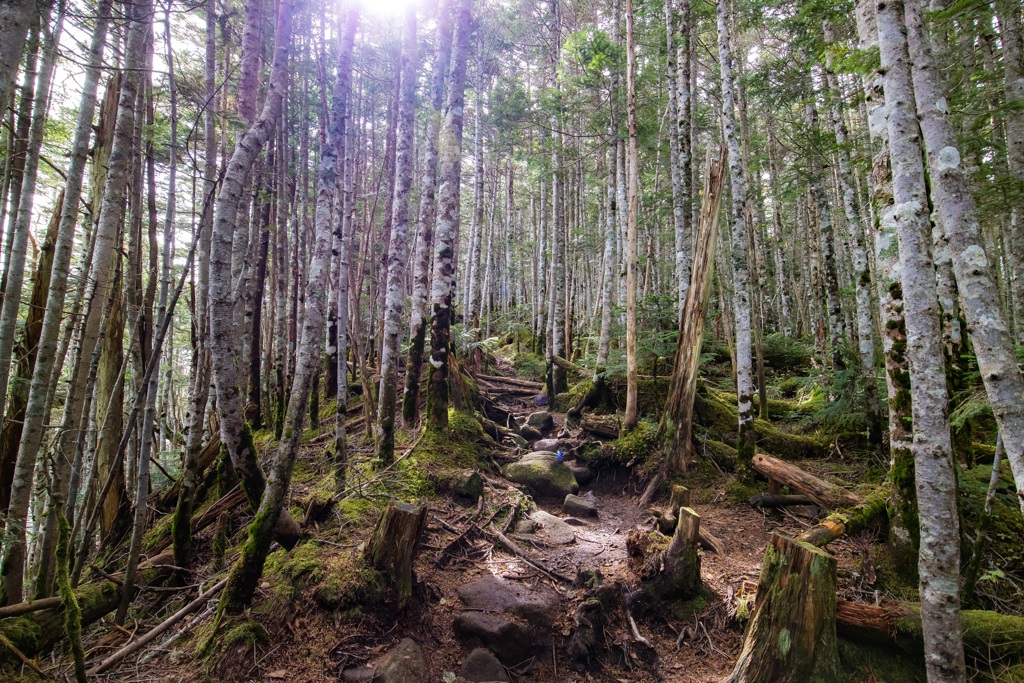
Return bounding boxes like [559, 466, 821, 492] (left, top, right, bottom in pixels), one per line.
[751, 453, 861, 509]
[836, 600, 1024, 664]
[796, 484, 890, 547]
[364, 501, 428, 605]
[0, 553, 176, 661]
[658, 145, 727, 473]
[726, 534, 839, 683]
[628, 507, 702, 601]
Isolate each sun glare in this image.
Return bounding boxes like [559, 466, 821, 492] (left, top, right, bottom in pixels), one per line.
[356, 0, 419, 18]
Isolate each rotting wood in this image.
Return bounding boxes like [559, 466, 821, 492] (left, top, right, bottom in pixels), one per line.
[836, 600, 1024, 664]
[726, 534, 839, 683]
[795, 484, 889, 547]
[487, 523, 573, 583]
[364, 501, 429, 604]
[751, 453, 861, 509]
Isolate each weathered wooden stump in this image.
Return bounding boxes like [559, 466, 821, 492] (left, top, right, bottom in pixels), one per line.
[652, 485, 691, 534]
[727, 533, 838, 683]
[628, 507, 702, 601]
[364, 500, 428, 605]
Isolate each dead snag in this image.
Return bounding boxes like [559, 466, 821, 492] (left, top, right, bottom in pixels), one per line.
[628, 507, 702, 601]
[727, 534, 839, 683]
[364, 501, 428, 605]
[751, 453, 860, 509]
[796, 484, 890, 547]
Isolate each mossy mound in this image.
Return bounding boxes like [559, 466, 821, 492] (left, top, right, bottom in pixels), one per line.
[411, 408, 491, 470]
[312, 550, 385, 616]
[0, 616, 41, 670]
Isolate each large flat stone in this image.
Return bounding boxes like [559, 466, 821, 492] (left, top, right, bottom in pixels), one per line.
[528, 510, 576, 545]
[456, 575, 560, 627]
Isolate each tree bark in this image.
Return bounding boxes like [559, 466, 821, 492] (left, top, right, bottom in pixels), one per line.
[364, 501, 428, 605]
[376, 7, 417, 464]
[716, 0, 755, 471]
[659, 146, 727, 472]
[403, 0, 454, 425]
[877, 1, 966, 677]
[905, 0, 1024, 517]
[726, 534, 839, 683]
[426, 0, 473, 430]
[208, 0, 299, 545]
[623, 0, 640, 430]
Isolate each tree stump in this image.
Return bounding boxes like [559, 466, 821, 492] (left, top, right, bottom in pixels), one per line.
[364, 501, 428, 605]
[727, 534, 839, 683]
[629, 507, 702, 601]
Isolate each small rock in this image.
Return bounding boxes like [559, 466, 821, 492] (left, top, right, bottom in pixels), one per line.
[533, 438, 559, 452]
[528, 510, 576, 545]
[526, 411, 555, 432]
[568, 462, 593, 485]
[563, 493, 598, 518]
[502, 451, 579, 498]
[362, 639, 427, 683]
[341, 667, 374, 683]
[454, 612, 535, 666]
[510, 434, 529, 449]
[518, 424, 543, 441]
[456, 575, 560, 627]
[460, 647, 510, 682]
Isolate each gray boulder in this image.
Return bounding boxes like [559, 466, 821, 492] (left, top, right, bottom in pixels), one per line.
[563, 493, 598, 518]
[502, 451, 579, 498]
[525, 411, 555, 433]
[460, 647, 510, 682]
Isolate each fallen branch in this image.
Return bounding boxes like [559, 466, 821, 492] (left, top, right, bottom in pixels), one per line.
[749, 494, 813, 507]
[553, 355, 589, 379]
[87, 577, 228, 675]
[0, 630, 43, 676]
[487, 523, 572, 583]
[751, 453, 861, 509]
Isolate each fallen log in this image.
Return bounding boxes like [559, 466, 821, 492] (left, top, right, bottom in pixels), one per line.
[87, 576, 228, 675]
[476, 373, 543, 390]
[726, 534, 838, 683]
[581, 414, 619, 439]
[751, 453, 861, 509]
[147, 487, 248, 555]
[836, 600, 1024, 664]
[749, 494, 814, 508]
[553, 355, 589, 379]
[0, 552, 176, 660]
[796, 484, 890, 547]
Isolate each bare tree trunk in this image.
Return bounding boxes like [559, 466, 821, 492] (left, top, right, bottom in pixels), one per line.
[173, 0, 217, 569]
[426, 0, 473, 431]
[623, 0, 640, 430]
[208, 0, 297, 537]
[0, 0, 62, 435]
[117, 7, 179, 624]
[822, 20, 883, 449]
[997, 0, 1024, 341]
[0, 0, 37, 119]
[403, 0, 453, 425]
[905, 0, 1024, 515]
[665, 0, 692, 319]
[376, 7, 417, 464]
[717, 0, 755, 469]
[217, 4, 357, 613]
[877, 1, 966, 677]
